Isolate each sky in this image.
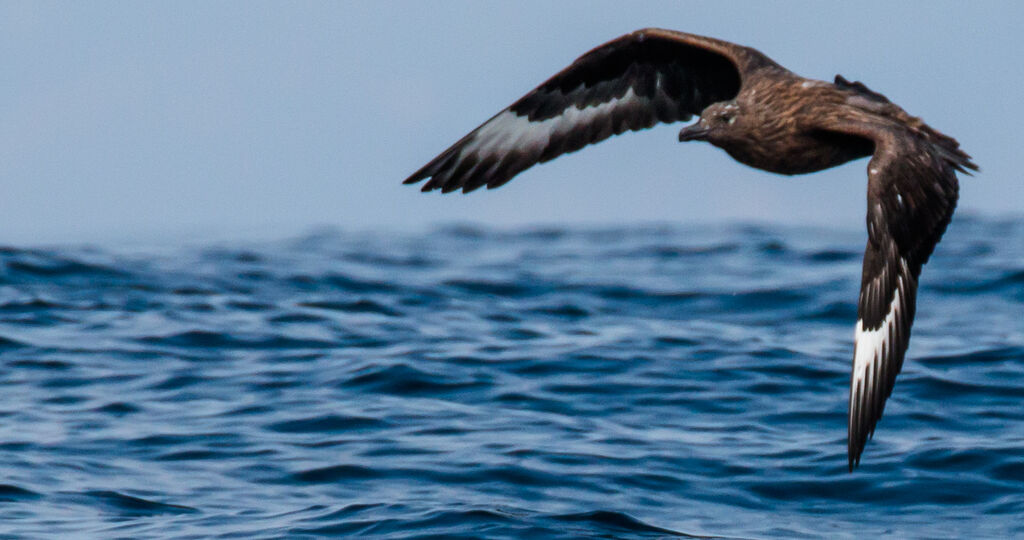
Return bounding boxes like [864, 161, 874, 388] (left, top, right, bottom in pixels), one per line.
[1, 1, 1020, 244]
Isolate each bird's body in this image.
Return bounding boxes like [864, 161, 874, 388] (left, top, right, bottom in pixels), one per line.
[693, 76, 872, 175]
[404, 29, 977, 470]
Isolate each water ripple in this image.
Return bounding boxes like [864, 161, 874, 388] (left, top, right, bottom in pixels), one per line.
[0, 218, 1020, 538]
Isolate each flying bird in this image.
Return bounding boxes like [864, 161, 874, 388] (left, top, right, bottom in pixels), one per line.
[403, 29, 977, 470]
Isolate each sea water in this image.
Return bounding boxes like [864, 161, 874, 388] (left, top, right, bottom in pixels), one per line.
[0, 217, 1021, 538]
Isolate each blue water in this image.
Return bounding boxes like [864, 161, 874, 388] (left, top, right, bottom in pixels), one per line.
[0, 217, 1021, 538]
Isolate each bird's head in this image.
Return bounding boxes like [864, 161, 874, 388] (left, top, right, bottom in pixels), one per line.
[678, 102, 743, 144]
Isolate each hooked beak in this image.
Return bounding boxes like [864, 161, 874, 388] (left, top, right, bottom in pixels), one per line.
[678, 123, 710, 142]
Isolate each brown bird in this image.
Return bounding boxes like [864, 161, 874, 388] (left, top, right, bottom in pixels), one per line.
[404, 29, 977, 471]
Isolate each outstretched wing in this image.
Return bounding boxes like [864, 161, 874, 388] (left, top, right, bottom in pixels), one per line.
[846, 126, 976, 470]
[404, 29, 761, 193]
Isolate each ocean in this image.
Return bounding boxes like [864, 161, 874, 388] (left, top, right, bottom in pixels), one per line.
[0, 217, 1021, 538]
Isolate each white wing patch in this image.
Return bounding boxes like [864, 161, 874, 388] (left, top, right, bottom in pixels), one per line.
[852, 274, 903, 390]
[466, 88, 642, 158]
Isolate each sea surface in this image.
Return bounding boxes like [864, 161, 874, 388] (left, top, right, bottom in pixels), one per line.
[0, 217, 1021, 539]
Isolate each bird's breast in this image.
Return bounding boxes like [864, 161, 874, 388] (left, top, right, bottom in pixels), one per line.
[716, 129, 872, 176]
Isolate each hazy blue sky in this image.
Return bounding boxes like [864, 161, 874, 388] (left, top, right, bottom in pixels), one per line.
[1, 2, 1020, 244]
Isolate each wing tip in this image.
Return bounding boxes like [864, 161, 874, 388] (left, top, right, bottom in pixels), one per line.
[848, 416, 862, 472]
[848, 428, 865, 472]
[848, 374, 883, 472]
[402, 174, 425, 186]
[403, 167, 438, 191]
[403, 172, 496, 195]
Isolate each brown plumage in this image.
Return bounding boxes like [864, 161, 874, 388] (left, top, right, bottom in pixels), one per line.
[403, 29, 978, 471]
